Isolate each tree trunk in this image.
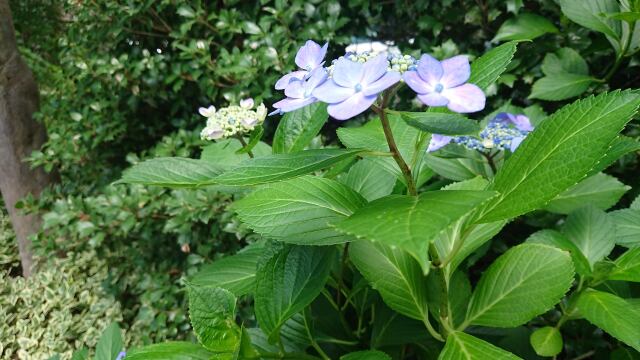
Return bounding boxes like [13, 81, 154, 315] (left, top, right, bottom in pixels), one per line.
[0, 0, 56, 277]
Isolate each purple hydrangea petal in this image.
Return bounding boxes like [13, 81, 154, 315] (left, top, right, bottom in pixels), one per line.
[510, 136, 525, 152]
[417, 92, 449, 107]
[512, 114, 534, 132]
[284, 79, 305, 98]
[275, 70, 308, 90]
[427, 134, 453, 152]
[273, 97, 317, 113]
[362, 72, 401, 96]
[313, 80, 356, 103]
[295, 40, 326, 70]
[303, 68, 328, 95]
[327, 92, 377, 120]
[443, 83, 485, 113]
[440, 55, 471, 88]
[332, 58, 364, 88]
[417, 54, 443, 85]
[361, 54, 388, 85]
[403, 71, 431, 94]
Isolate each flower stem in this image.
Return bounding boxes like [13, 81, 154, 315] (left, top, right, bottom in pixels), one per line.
[236, 135, 254, 158]
[376, 90, 417, 196]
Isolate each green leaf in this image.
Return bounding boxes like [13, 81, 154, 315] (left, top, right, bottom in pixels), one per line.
[337, 114, 423, 181]
[464, 243, 574, 328]
[424, 154, 479, 181]
[350, 241, 429, 324]
[201, 139, 271, 167]
[70, 348, 88, 360]
[479, 91, 640, 222]
[427, 270, 472, 328]
[469, 41, 519, 91]
[341, 350, 392, 360]
[340, 158, 396, 202]
[335, 190, 497, 271]
[610, 209, 640, 247]
[273, 102, 328, 153]
[609, 248, 640, 282]
[215, 148, 366, 186]
[633, 194, 640, 210]
[563, 206, 615, 269]
[234, 176, 366, 245]
[117, 158, 224, 188]
[560, 0, 621, 40]
[576, 289, 640, 351]
[190, 243, 264, 296]
[177, 5, 196, 18]
[529, 74, 595, 101]
[126, 342, 213, 360]
[187, 285, 240, 353]
[606, 11, 640, 22]
[541, 48, 589, 76]
[439, 332, 522, 360]
[254, 245, 336, 343]
[544, 173, 629, 214]
[398, 111, 481, 135]
[530, 326, 563, 357]
[493, 13, 558, 41]
[588, 136, 640, 176]
[526, 229, 591, 276]
[95, 323, 123, 360]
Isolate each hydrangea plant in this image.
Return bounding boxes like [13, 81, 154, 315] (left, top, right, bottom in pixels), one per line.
[118, 38, 640, 359]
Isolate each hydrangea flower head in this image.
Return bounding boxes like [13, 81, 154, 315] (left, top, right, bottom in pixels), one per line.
[403, 55, 485, 113]
[427, 113, 533, 153]
[272, 67, 328, 113]
[200, 102, 267, 140]
[275, 40, 328, 90]
[313, 54, 401, 120]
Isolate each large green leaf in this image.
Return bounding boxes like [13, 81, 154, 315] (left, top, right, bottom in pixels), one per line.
[335, 190, 497, 271]
[576, 289, 640, 351]
[588, 136, 640, 176]
[479, 91, 640, 222]
[544, 173, 629, 214]
[272, 103, 328, 154]
[398, 111, 481, 135]
[529, 74, 595, 101]
[234, 176, 366, 245]
[190, 243, 264, 296]
[468, 41, 519, 91]
[214, 148, 366, 186]
[439, 332, 522, 360]
[341, 350, 392, 360]
[611, 209, 640, 247]
[187, 285, 240, 353]
[340, 158, 396, 202]
[560, 0, 621, 40]
[350, 241, 430, 324]
[526, 229, 591, 276]
[609, 248, 640, 282]
[541, 48, 589, 76]
[254, 245, 336, 343]
[95, 323, 123, 360]
[125, 342, 213, 360]
[201, 139, 271, 167]
[493, 13, 558, 41]
[117, 158, 224, 188]
[464, 244, 574, 328]
[563, 206, 615, 269]
[424, 153, 479, 181]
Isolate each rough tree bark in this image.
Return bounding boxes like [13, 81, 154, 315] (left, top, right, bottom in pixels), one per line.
[0, 0, 56, 277]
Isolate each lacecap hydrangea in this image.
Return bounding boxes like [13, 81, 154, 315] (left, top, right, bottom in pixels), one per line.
[199, 98, 267, 141]
[271, 40, 486, 120]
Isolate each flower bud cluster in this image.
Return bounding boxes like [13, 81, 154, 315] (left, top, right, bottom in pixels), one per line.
[328, 51, 418, 76]
[199, 99, 267, 141]
[454, 122, 529, 151]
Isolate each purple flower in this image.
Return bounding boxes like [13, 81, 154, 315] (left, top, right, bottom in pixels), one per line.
[427, 134, 453, 152]
[116, 351, 126, 360]
[403, 55, 485, 113]
[494, 112, 533, 132]
[275, 40, 328, 90]
[312, 54, 401, 120]
[272, 67, 328, 113]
